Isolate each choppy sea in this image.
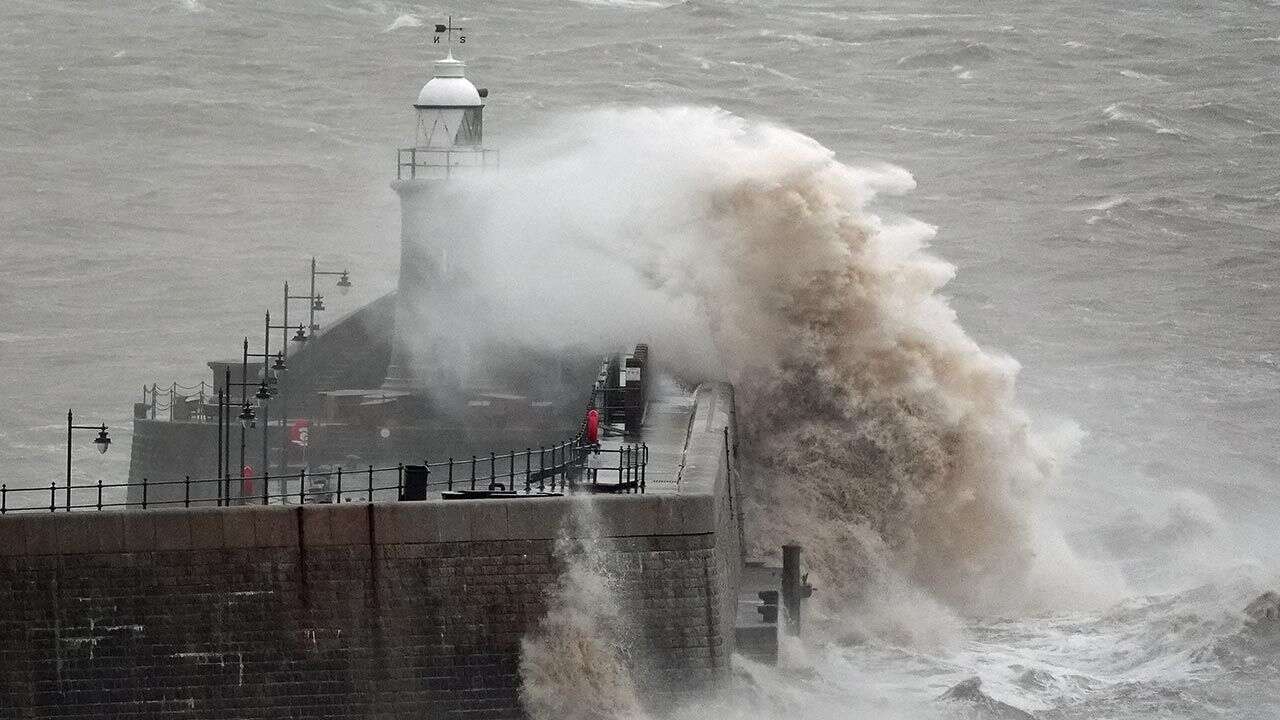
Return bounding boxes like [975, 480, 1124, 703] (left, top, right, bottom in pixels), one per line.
[3, 0, 1280, 716]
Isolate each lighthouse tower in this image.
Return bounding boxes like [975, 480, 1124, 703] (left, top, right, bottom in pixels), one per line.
[383, 50, 497, 391]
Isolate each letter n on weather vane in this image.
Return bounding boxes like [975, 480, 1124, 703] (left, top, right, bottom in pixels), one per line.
[433, 16, 466, 46]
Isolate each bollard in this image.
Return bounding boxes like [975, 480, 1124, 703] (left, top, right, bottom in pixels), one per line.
[782, 545, 803, 637]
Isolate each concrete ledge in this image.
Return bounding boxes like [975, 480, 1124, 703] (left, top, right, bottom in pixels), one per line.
[678, 383, 734, 493]
[0, 492, 716, 554]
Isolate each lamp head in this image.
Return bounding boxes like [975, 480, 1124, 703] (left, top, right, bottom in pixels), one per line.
[255, 383, 273, 401]
[292, 324, 308, 343]
[93, 427, 111, 454]
[312, 296, 325, 312]
[336, 271, 352, 295]
[272, 351, 287, 373]
[238, 404, 256, 429]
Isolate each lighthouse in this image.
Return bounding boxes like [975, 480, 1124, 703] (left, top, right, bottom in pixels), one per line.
[383, 49, 497, 392]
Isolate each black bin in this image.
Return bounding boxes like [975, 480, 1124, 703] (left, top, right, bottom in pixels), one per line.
[400, 464, 429, 501]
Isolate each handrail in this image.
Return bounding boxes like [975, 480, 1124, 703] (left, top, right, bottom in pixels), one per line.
[396, 146, 500, 180]
[0, 442, 647, 514]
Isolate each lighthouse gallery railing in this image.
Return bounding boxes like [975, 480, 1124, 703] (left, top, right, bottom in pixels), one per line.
[396, 146, 499, 180]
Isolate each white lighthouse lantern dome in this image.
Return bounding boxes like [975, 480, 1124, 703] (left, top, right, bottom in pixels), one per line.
[415, 53, 483, 108]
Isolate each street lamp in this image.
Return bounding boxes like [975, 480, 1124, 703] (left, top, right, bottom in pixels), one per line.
[238, 403, 256, 429]
[308, 256, 353, 334]
[65, 410, 110, 511]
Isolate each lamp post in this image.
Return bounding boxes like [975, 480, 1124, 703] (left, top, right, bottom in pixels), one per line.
[307, 256, 353, 336]
[250, 311, 289, 489]
[66, 410, 110, 511]
[285, 281, 315, 343]
[270, 291, 302, 476]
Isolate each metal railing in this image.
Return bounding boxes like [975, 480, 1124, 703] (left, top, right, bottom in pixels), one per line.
[0, 442, 647, 514]
[140, 382, 213, 422]
[396, 146, 499, 180]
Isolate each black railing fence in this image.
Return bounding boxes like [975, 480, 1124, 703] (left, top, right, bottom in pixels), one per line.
[0, 442, 647, 514]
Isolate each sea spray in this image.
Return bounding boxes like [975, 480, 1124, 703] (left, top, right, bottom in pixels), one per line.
[519, 499, 650, 720]
[420, 106, 1111, 642]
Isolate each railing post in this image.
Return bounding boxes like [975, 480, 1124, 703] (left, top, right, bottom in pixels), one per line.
[619, 446, 625, 487]
[263, 470, 270, 506]
[336, 467, 343, 503]
[641, 444, 647, 494]
[397, 463, 404, 499]
[367, 465, 374, 502]
[1, 483, 6, 514]
[95, 478, 103, 509]
[50, 482, 56, 512]
[299, 469, 306, 505]
[184, 476, 190, 508]
[489, 452, 496, 489]
[539, 447, 545, 492]
[525, 448, 532, 493]
[447, 458, 454, 491]
[470, 456, 477, 491]
[141, 478, 148, 510]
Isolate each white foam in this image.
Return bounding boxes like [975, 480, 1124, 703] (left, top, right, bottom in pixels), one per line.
[383, 14, 422, 32]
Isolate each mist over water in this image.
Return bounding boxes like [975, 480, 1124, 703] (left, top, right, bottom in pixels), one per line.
[4, 0, 1280, 717]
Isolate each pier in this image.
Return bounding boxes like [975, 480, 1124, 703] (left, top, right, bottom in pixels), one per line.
[0, 382, 754, 718]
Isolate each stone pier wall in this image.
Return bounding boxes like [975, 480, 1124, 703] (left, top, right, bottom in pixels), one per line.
[0, 494, 729, 719]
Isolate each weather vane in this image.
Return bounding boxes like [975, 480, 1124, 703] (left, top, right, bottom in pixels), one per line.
[433, 16, 466, 48]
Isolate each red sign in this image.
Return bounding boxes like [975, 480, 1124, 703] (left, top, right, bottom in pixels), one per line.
[289, 419, 310, 447]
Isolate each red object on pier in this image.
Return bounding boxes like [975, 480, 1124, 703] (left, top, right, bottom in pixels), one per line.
[586, 409, 600, 444]
[289, 419, 310, 447]
[241, 465, 254, 496]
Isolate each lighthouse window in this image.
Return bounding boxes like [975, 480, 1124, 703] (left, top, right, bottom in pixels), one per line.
[458, 107, 484, 146]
